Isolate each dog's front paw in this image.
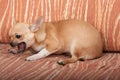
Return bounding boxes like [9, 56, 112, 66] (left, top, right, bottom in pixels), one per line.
[8, 49, 18, 54]
[25, 56, 37, 61]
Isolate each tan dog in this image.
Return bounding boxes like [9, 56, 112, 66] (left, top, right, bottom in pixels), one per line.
[9, 17, 103, 66]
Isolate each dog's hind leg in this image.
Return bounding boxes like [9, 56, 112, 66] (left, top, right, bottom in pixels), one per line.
[57, 44, 80, 66]
[57, 56, 78, 66]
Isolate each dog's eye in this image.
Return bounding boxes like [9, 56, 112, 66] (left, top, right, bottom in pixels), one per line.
[16, 34, 21, 39]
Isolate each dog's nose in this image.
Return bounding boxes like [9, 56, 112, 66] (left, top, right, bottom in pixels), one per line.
[10, 42, 15, 47]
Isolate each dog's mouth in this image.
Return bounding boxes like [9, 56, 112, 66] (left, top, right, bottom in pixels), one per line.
[17, 42, 26, 52]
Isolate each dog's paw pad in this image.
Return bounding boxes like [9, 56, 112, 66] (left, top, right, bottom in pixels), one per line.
[25, 58, 33, 61]
[57, 60, 65, 66]
[25, 56, 36, 61]
[25, 58, 31, 61]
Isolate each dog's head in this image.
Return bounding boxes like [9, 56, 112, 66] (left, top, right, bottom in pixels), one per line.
[9, 17, 44, 52]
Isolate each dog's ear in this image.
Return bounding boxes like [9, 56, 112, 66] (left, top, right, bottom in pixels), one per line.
[29, 17, 43, 32]
[13, 19, 19, 25]
[8, 28, 11, 38]
[13, 19, 16, 25]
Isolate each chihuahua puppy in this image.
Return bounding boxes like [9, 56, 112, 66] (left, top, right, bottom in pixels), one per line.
[9, 17, 103, 66]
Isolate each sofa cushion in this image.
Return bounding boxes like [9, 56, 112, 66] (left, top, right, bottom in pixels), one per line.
[0, 0, 120, 51]
[0, 44, 120, 80]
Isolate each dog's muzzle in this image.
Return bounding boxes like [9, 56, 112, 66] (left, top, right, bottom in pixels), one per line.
[10, 42, 26, 52]
[18, 42, 26, 52]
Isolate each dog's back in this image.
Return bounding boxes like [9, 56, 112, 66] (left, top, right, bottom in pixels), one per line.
[44, 20, 103, 61]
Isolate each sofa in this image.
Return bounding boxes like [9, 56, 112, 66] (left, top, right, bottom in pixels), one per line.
[0, 0, 120, 80]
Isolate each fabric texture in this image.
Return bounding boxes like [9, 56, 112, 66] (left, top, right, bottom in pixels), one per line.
[0, 44, 120, 80]
[0, 0, 120, 51]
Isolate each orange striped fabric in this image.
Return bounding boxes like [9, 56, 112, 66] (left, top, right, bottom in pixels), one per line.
[0, 0, 120, 51]
[0, 44, 120, 80]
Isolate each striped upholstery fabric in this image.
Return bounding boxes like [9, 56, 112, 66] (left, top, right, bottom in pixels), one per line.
[0, 0, 120, 51]
[0, 44, 120, 80]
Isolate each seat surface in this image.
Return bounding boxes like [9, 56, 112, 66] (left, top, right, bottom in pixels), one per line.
[0, 44, 120, 80]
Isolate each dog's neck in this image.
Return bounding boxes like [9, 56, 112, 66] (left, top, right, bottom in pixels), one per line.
[32, 22, 58, 51]
[34, 23, 46, 43]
